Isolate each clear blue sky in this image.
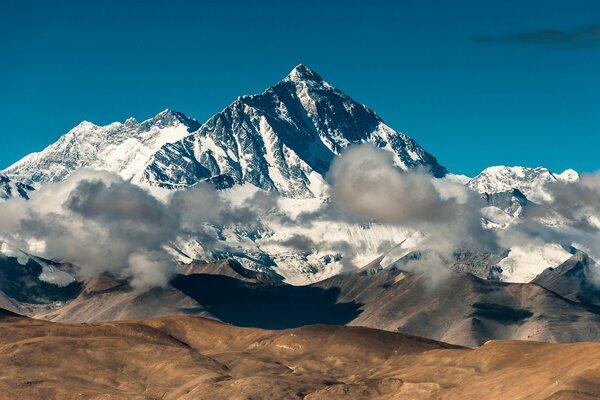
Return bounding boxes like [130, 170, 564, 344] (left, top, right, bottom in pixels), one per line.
[1, 0, 599, 176]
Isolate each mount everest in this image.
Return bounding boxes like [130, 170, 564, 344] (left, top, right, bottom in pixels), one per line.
[0, 65, 587, 286]
[6, 65, 445, 199]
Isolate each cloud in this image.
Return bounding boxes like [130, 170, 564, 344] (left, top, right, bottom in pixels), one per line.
[518, 172, 600, 240]
[65, 178, 172, 226]
[0, 170, 179, 288]
[475, 24, 600, 47]
[127, 252, 173, 288]
[280, 234, 315, 253]
[327, 144, 498, 255]
[492, 171, 600, 286]
[392, 251, 453, 290]
[6, 144, 600, 290]
[0, 169, 278, 288]
[170, 183, 278, 230]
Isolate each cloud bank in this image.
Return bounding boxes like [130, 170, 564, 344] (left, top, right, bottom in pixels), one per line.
[327, 144, 498, 255]
[0, 169, 272, 288]
[2, 143, 600, 289]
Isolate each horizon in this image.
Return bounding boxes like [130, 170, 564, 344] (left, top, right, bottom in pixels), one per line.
[2, 0, 600, 176]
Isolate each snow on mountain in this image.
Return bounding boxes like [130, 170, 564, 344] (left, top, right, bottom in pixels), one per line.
[141, 64, 446, 197]
[0, 241, 76, 288]
[467, 166, 579, 202]
[167, 183, 421, 285]
[469, 170, 579, 282]
[4, 110, 200, 187]
[0, 172, 33, 201]
[1, 65, 585, 286]
[498, 243, 573, 283]
[445, 173, 472, 185]
[0, 65, 449, 285]
[5, 65, 445, 200]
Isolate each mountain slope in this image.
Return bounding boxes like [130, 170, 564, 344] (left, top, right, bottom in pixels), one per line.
[4, 110, 200, 186]
[5, 310, 600, 399]
[0, 242, 81, 313]
[143, 65, 446, 197]
[32, 258, 600, 348]
[532, 252, 600, 306]
[0, 310, 458, 400]
[315, 263, 600, 347]
[0, 172, 33, 200]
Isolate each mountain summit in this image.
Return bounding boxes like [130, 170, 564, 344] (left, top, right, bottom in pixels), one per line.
[4, 65, 446, 197]
[141, 65, 447, 197]
[284, 64, 324, 83]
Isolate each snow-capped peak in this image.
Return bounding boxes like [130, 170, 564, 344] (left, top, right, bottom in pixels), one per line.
[557, 168, 579, 183]
[284, 64, 324, 83]
[4, 66, 446, 198]
[467, 165, 579, 203]
[124, 117, 138, 126]
[141, 65, 447, 197]
[4, 109, 200, 186]
[74, 120, 97, 130]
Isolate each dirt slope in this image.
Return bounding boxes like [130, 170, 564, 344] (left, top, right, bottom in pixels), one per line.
[1, 310, 600, 399]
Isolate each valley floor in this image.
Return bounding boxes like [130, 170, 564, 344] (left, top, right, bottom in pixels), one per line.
[0, 309, 599, 399]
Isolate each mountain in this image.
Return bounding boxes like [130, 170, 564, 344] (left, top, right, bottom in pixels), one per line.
[0, 65, 453, 284]
[0, 172, 33, 200]
[532, 251, 600, 306]
[467, 166, 578, 202]
[4, 109, 200, 187]
[315, 260, 600, 347]
[0, 66, 583, 286]
[481, 188, 532, 217]
[141, 65, 446, 197]
[181, 259, 283, 283]
[4, 65, 446, 198]
[24, 256, 600, 348]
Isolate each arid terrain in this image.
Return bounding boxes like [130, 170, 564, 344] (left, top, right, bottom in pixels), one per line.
[1, 308, 600, 400]
[12, 256, 599, 348]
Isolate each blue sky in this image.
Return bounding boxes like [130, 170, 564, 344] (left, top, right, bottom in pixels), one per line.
[1, 0, 599, 176]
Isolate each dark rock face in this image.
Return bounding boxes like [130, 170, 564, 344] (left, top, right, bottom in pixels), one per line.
[0, 255, 81, 305]
[482, 188, 532, 216]
[533, 252, 600, 307]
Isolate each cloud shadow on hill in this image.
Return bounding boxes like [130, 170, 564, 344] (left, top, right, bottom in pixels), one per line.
[171, 273, 362, 329]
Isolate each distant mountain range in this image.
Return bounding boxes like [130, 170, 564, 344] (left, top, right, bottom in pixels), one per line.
[4, 65, 446, 198]
[468, 165, 578, 202]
